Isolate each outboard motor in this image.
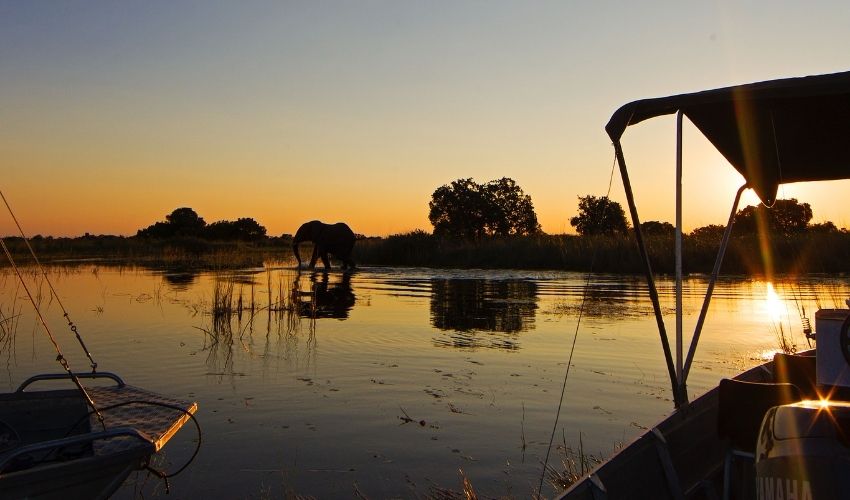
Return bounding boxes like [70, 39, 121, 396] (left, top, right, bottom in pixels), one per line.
[755, 309, 850, 500]
[755, 401, 850, 500]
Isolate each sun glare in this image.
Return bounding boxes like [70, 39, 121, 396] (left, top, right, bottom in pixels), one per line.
[765, 283, 784, 322]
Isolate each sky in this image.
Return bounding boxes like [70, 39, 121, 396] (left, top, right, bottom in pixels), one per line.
[2, 1, 850, 237]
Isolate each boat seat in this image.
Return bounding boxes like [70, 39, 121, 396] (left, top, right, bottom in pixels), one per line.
[717, 379, 802, 500]
[772, 352, 818, 399]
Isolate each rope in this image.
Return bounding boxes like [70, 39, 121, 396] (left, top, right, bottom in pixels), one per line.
[537, 150, 617, 497]
[0, 190, 98, 372]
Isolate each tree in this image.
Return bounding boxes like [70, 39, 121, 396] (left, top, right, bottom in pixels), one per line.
[429, 178, 488, 239]
[483, 177, 541, 236]
[640, 221, 675, 236]
[809, 221, 839, 233]
[429, 177, 541, 238]
[137, 207, 207, 238]
[733, 198, 812, 236]
[570, 195, 629, 236]
[166, 207, 207, 236]
[689, 224, 726, 241]
[136, 221, 174, 238]
[205, 218, 267, 241]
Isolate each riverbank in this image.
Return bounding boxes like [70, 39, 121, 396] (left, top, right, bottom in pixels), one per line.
[352, 230, 850, 275]
[3, 230, 850, 274]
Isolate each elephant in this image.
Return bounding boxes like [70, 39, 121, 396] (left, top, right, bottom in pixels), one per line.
[292, 220, 356, 270]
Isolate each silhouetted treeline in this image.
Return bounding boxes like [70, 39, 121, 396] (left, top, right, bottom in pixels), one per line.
[6, 228, 850, 274]
[136, 207, 267, 241]
[1, 234, 289, 269]
[5, 199, 850, 274]
[354, 229, 850, 274]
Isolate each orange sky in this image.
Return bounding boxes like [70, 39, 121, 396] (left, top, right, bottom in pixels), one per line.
[2, 2, 850, 237]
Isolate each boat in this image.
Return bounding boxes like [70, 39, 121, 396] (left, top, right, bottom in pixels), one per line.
[0, 210, 199, 498]
[558, 70, 850, 499]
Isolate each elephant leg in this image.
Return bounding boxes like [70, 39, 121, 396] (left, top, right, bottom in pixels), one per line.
[308, 246, 319, 268]
[320, 252, 331, 269]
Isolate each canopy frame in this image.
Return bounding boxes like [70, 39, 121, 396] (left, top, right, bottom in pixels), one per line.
[609, 70, 850, 408]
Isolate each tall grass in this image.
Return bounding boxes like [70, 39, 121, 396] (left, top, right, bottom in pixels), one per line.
[355, 231, 850, 274]
[1, 236, 285, 270]
[5, 230, 850, 274]
[355, 232, 644, 271]
[201, 269, 318, 353]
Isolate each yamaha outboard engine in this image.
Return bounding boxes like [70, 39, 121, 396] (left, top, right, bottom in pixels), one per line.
[755, 401, 850, 500]
[755, 309, 850, 500]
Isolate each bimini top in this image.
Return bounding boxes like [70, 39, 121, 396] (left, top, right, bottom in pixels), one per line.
[606, 70, 850, 205]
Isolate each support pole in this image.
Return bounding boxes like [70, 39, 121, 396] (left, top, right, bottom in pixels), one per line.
[675, 111, 684, 391]
[613, 140, 684, 408]
[682, 184, 747, 382]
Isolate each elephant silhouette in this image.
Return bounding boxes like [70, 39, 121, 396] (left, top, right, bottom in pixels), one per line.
[292, 220, 356, 270]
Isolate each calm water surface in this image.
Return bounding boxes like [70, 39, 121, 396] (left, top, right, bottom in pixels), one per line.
[1, 264, 846, 498]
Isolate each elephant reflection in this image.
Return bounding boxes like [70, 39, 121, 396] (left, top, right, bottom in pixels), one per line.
[430, 278, 538, 350]
[292, 220, 356, 270]
[293, 272, 356, 319]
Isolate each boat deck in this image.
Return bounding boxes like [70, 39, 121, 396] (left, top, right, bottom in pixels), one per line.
[87, 384, 198, 454]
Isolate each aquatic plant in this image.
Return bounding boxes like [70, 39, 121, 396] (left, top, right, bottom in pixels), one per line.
[544, 433, 605, 493]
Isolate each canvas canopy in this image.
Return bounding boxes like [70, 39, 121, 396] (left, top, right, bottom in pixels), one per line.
[606, 70, 850, 205]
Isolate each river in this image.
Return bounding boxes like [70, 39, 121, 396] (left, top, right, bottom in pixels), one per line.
[0, 264, 844, 498]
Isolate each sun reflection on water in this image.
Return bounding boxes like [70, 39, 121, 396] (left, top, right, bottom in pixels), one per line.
[765, 282, 784, 322]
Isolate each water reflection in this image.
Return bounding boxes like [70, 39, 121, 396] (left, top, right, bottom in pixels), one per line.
[430, 278, 537, 350]
[546, 278, 648, 320]
[159, 269, 200, 291]
[293, 271, 356, 320]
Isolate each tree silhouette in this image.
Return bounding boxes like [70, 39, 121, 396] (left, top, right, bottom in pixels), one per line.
[429, 178, 488, 239]
[137, 207, 206, 238]
[640, 220, 675, 236]
[137, 208, 269, 241]
[570, 195, 629, 236]
[689, 224, 726, 241]
[429, 178, 540, 238]
[484, 177, 541, 236]
[166, 207, 207, 236]
[205, 218, 267, 241]
[733, 198, 812, 236]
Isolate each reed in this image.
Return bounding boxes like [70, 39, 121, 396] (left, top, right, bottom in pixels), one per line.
[5, 230, 850, 273]
[0, 236, 284, 270]
[544, 433, 604, 493]
[774, 323, 798, 355]
[201, 269, 320, 347]
[355, 230, 850, 274]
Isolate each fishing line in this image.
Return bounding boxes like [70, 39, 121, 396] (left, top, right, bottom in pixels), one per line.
[537, 150, 617, 496]
[0, 190, 98, 372]
[0, 237, 105, 427]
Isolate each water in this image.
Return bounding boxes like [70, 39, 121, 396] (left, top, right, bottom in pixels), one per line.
[0, 264, 846, 498]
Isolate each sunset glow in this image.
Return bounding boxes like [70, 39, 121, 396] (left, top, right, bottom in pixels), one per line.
[2, 3, 849, 237]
